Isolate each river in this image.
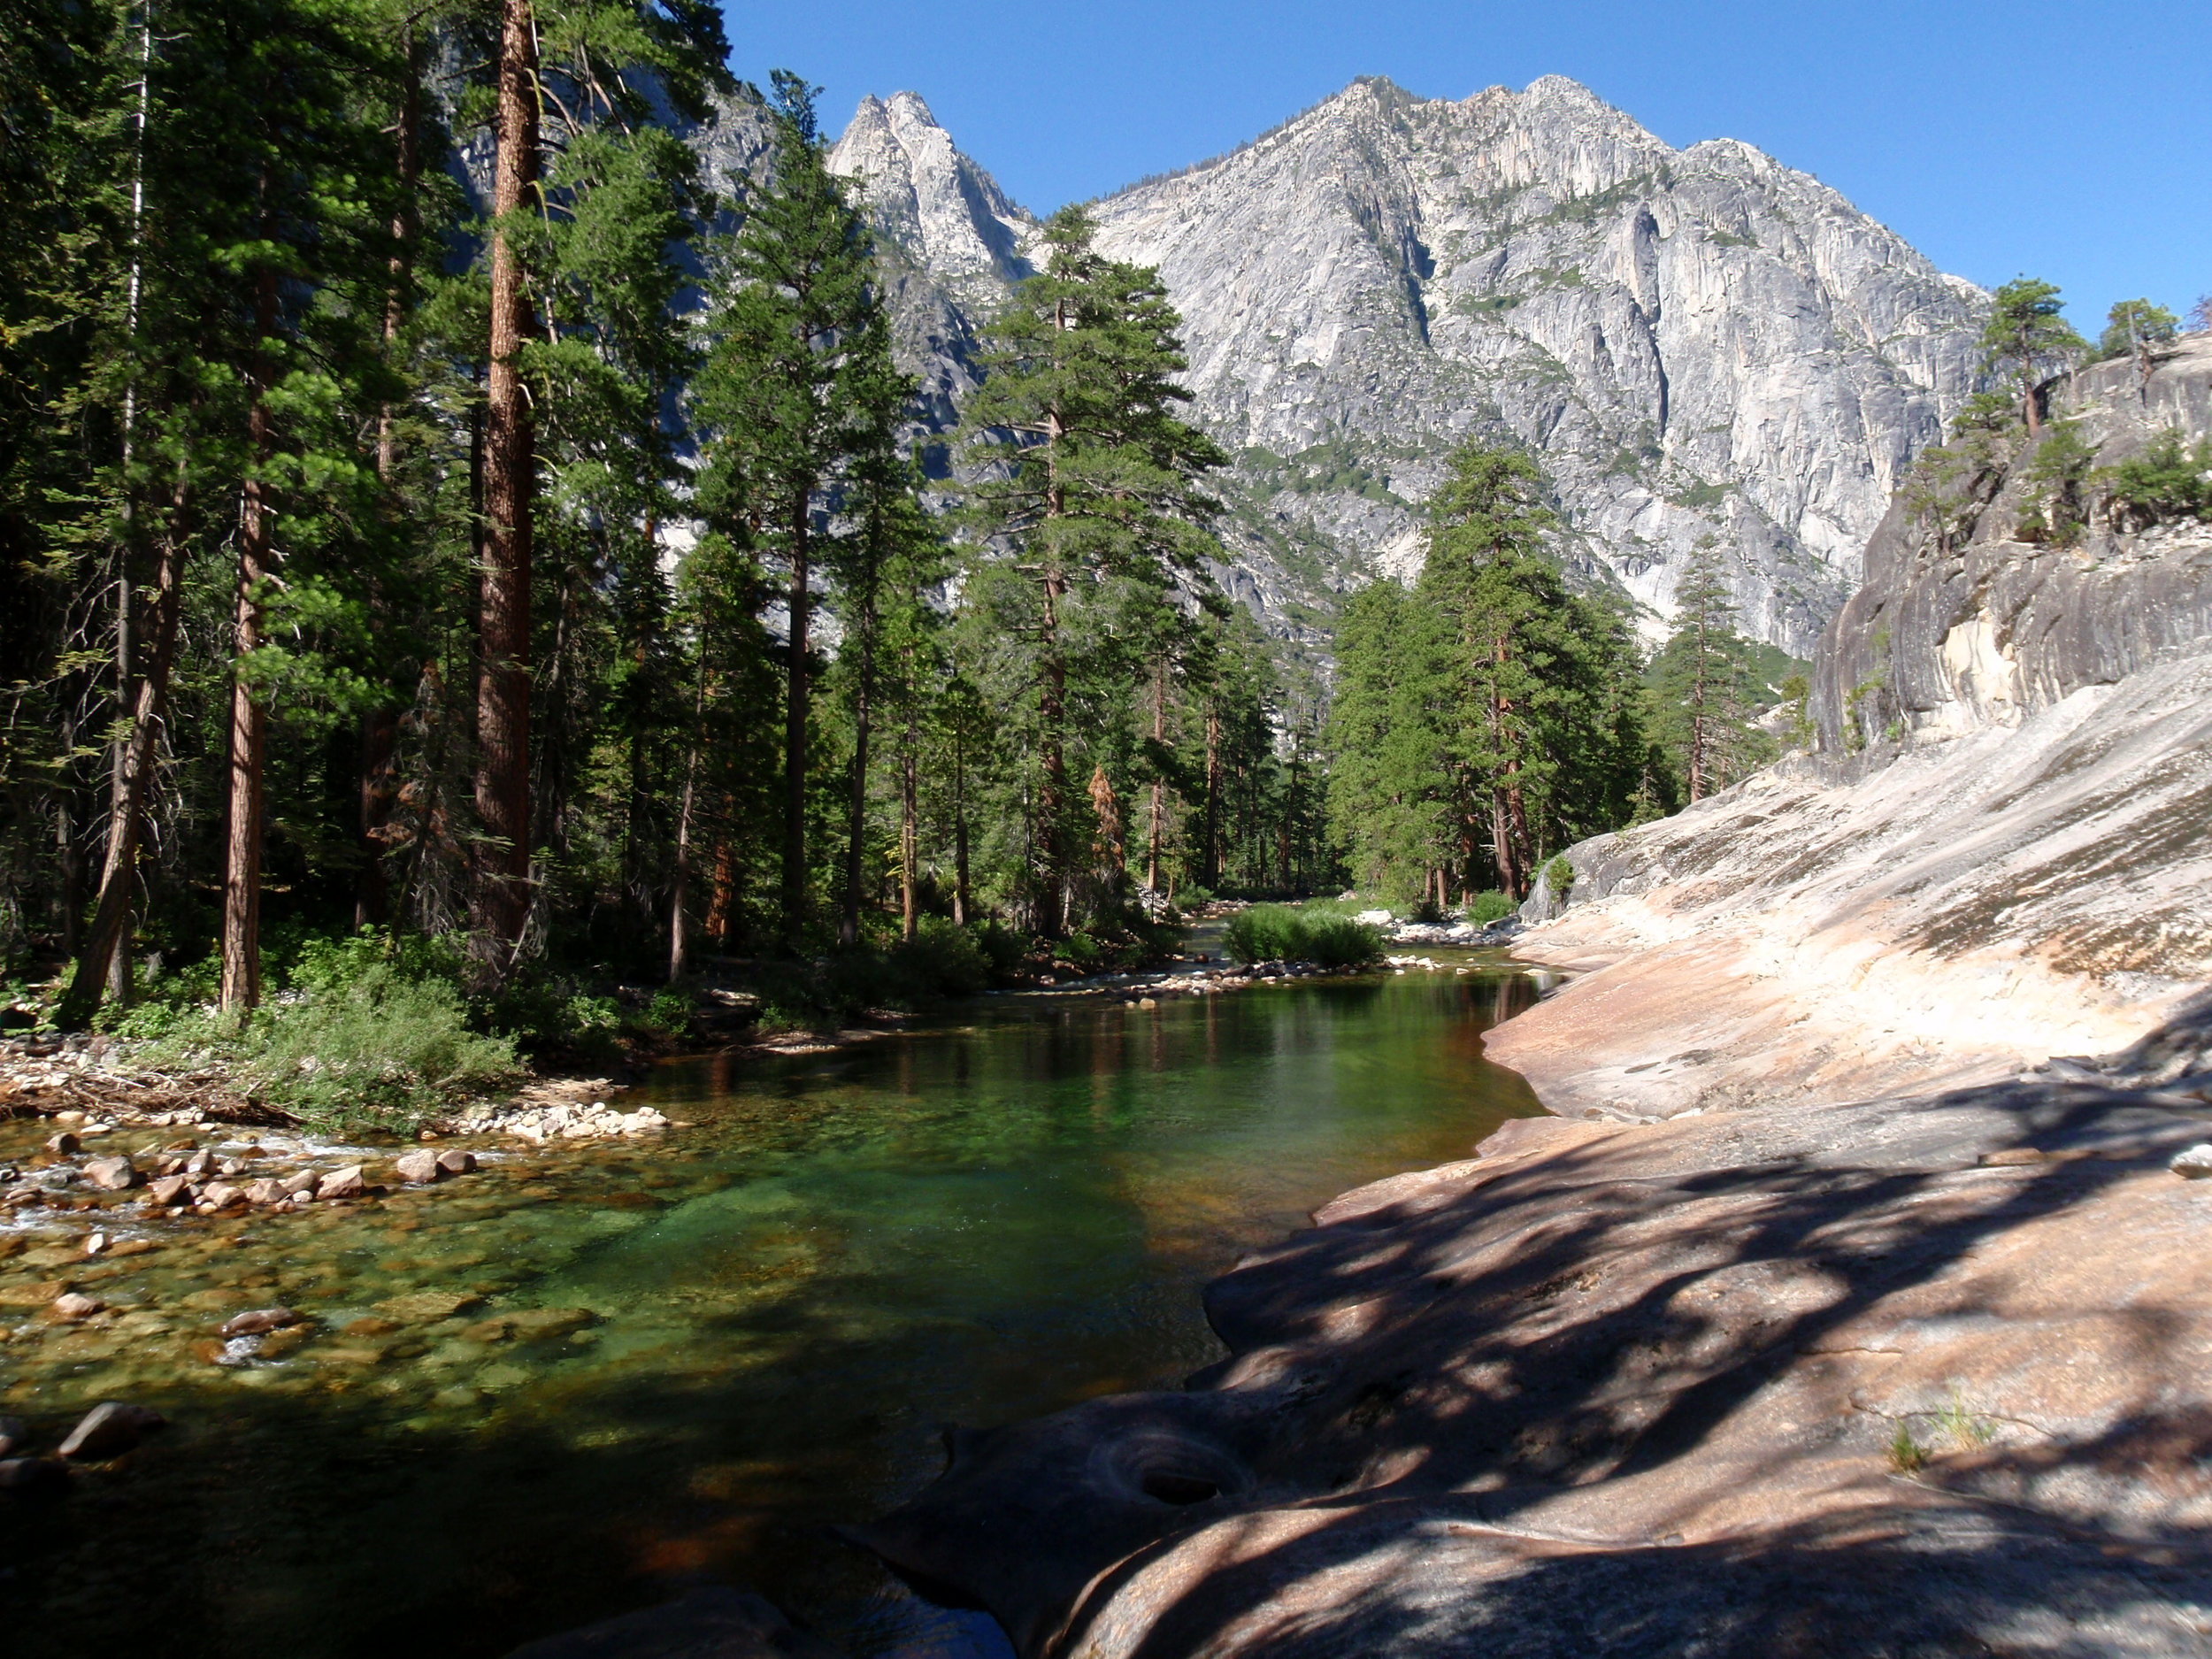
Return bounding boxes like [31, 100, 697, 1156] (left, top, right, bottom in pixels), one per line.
[0, 962, 1545, 1656]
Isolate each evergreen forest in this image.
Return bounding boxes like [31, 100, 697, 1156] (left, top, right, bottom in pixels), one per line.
[1, 0, 1793, 1072]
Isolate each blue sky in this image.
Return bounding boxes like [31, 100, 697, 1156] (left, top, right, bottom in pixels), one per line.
[718, 0, 2209, 329]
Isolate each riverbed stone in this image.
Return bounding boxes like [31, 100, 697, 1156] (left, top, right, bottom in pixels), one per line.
[219, 1306, 299, 1338]
[83, 1155, 137, 1190]
[394, 1149, 443, 1185]
[434, 1148, 477, 1176]
[147, 1174, 190, 1207]
[43, 1131, 79, 1155]
[316, 1165, 365, 1201]
[373, 1291, 485, 1324]
[57, 1401, 165, 1459]
[243, 1177, 288, 1206]
[199, 1182, 243, 1210]
[0, 1415, 26, 1455]
[48, 1291, 102, 1321]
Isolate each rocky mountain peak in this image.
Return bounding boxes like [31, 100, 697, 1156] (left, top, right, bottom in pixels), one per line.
[818, 76, 1989, 656]
[829, 91, 1034, 310]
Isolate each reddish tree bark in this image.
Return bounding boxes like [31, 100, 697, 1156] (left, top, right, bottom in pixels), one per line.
[220, 262, 280, 1012]
[473, 0, 539, 972]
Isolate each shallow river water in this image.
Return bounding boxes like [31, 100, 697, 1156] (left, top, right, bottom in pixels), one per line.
[1, 964, 1544, 1657]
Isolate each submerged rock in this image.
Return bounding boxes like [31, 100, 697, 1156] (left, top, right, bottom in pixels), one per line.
[57, 1402, 165, 1460]
[219, 1306, 299, 1337]
[0, 1456, 70, 1495]
[498, 1585, 840, 1659]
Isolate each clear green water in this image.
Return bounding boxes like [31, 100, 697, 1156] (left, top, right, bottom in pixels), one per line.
[0, 966, 1542, 1657]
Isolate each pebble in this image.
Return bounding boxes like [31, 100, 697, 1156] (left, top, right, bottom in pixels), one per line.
[2170, 1143, 2212, 1179]
[244, 1178, 288, 1206]
[50, 1291, 104, 1321]
[394, 1149, 444, 1185]
[200, 1181, 243, 1210]
[44, 1131, 80, 1156]
[56, 1401, 165, 1460]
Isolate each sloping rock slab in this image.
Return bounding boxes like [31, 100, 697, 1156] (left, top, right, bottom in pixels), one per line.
[852, 1069, 2212, 1656]
[499, 1586, 838, 1659]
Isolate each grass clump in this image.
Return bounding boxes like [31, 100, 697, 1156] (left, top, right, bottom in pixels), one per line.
[115, 930, 519, 1130]
[1466, 890, 1517, 926]
[1224, 904, 1384, 969]
[1887, 1421, 1928, 1474]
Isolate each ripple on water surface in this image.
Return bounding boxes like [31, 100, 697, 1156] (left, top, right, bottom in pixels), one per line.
[0, 964, 1542, 1657]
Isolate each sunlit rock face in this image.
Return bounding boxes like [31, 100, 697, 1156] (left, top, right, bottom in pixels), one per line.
[1812, 333, 2212, 746]
[815, 76, 1987, 652]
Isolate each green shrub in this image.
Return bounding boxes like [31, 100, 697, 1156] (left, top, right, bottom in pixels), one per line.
[128, 935, 518, 1129]
[1542, 856, 1575, 903]
[893, 917, 991, 997]
[480, 975, 625, 1066]
[1224, 904, 1383, 969]
[641, 984, 697, 1037]
[2102, 426, 2212, 529]
[1466, 890, 1516, 925]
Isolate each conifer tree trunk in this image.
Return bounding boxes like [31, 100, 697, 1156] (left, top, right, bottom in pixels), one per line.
[357, 26, 422, 927]
[840, 595, 872, 948]
[1202, 701, 1221, 891]
[1488, 628, 1525, 899]
[1687, 608, 1709, 803]
[474, 0, 539, 974]
[952, 729, 970, 926]
[781, 487, 811, 950]
[900, 695, 919, 943]
[1147, 657, 1165, 892]
[704, 823, 734, 947]
[668, 664, 707, 982]
[1035, 569, 1066, 935]
[220, 262, 280, 1013]
[59, 470, 190, 1028]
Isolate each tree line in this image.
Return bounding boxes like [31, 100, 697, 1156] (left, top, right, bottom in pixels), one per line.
[1322, 440, 1790, 907]
[0, 0, 1325, 1031]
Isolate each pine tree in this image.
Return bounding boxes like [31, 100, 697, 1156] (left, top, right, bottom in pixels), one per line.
[958, 205, 1225, 933]
[2099, 298, 2178, 402]
[1979, 279, 2086, 435]
[1417, 441, 1557, 899]
[1649, 538, 1762, 803]
[1325, 580, 1455, 902]
[695, 71, 910, 953]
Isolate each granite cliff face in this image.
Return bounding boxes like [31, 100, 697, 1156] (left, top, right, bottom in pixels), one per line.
[1813, 334, 2212, 746]
[1499, 335, 2212, 1118]
[814, 77, 1987, 652]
